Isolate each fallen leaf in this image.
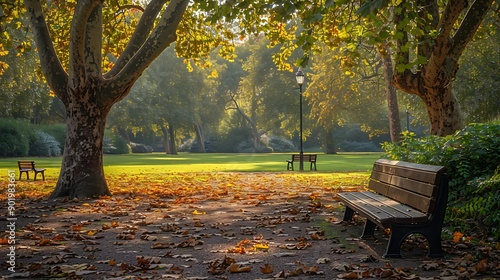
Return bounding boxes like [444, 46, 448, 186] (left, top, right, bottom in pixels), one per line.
[453, 231, 464, 243]
[227, 263, 252, 273]
[260, 263, 274, 274]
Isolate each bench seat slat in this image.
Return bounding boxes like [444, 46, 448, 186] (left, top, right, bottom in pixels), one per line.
[337, 191, 428, 228]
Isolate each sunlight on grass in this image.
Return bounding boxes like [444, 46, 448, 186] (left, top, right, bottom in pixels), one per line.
[0, 152, 378, 200]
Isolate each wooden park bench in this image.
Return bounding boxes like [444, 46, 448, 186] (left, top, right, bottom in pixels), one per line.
[286, 154, 317, 171]
[337, 159, 449, 258]
[18, 160, 46, 181]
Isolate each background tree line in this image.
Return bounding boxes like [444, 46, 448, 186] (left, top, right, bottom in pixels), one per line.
[0, 0, 498, 199]
[2, 30, 498, 155]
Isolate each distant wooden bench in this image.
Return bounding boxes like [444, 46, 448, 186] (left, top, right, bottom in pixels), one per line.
[286, 154, 317, 171]
[18, 160, 46, 181]
[337, 159, 449, 258]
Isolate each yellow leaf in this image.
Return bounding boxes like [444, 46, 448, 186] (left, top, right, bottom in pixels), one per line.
[253, 243, 269, 251]
[192, 209, 206, 215]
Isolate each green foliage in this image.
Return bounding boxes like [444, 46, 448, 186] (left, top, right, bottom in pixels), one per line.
[0, 118, 31, 157]
[37, 123, 66, 153]
[104, 131, 131, 155]
[381, 131, 447, 164]
[382, 123, 500, 238]
[29, 130, 62, 157]
[217, 126, 253, 153]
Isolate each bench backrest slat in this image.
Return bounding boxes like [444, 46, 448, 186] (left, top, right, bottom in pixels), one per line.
[291, 154, 316, 161]
[368, 159, 446, 214]
[18, 160, 35, 170]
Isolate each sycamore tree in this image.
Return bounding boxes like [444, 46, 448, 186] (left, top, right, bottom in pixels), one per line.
[327, 0, 495, 136]
[209, 0, 496, 136]
[14, 0, 235, 199]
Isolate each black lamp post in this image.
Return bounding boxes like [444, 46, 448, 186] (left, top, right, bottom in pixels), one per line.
[295, 68, 305, 171]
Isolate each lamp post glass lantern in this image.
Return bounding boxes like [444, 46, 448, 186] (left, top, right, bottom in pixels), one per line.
[295, 69, 305, 171]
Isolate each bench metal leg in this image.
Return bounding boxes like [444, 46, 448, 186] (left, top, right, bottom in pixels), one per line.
[287, 162, 294, 171]
[342, 207, 355, 221]
[384, 223, 444, 258]
[34, 171, 45, 181]
[19, 171, 29, 180]
[361, 220, 376, 239]
[310, 162, 316, 171]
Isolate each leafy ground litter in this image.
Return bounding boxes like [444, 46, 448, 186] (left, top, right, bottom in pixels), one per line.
[1, 172, 499, 279]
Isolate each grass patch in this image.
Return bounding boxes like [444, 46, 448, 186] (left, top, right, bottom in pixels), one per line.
[0, 152, 379, 199]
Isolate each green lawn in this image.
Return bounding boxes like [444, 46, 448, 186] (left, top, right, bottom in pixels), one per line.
[1, 152, 382, 198]
[0, 152, 382, 175]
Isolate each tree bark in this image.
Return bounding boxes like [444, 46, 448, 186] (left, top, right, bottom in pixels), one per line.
[50, 87, 111, 199]
[160, 125, 171, 154]
[194, 124, 206, 153]
[323, 127, 337, 154]
[168, 123, 178, 155]
[379, 44, 402, 142]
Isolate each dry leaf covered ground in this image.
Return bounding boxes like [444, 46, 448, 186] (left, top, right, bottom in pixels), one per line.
[1, 173, 499, 279]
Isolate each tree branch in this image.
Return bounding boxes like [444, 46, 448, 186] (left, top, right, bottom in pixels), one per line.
[25, 0, 68, 103]
[105, 0, 189, 102]
[69, 0, 101, 90]
[85, 4, 102, 79]
[450, 0, 493, 58]
[104, 0, 167, 79]
[426, 0, 468, 70]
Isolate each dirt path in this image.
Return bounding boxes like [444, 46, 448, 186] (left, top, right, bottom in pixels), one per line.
[1, 173, 498, 279]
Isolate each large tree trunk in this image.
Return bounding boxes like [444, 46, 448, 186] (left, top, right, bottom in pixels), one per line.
[160, 125, 171, 154]
[379, 44, 402, 142]
[50, 89, 111, 199]
[194, 124, 206, 153]
[392, 0, 492, 136]
[168, 123, 178, 155]
[422, 86, 463, 136]
[322, 127, 337, 154]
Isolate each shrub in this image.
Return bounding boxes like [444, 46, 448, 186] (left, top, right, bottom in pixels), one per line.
[338, 141, 382, 152]
[104, 132, 131, 154]
[130, 142, 153, 153]
[382, 123, 500, 238]
[29, 130, 62, 157]
[38, 124, 66, 153]
[0, 118, 31, 157]
[217, 127, 252, 152]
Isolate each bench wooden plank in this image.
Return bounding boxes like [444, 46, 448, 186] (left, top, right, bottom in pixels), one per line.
[371, 171, 437, 197]
[373, 159, 444, 183]
[338, 191, 428, 228]
[369, 180, 435, 213]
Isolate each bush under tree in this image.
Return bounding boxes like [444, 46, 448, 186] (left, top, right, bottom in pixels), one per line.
[382, 123, 500, 238]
